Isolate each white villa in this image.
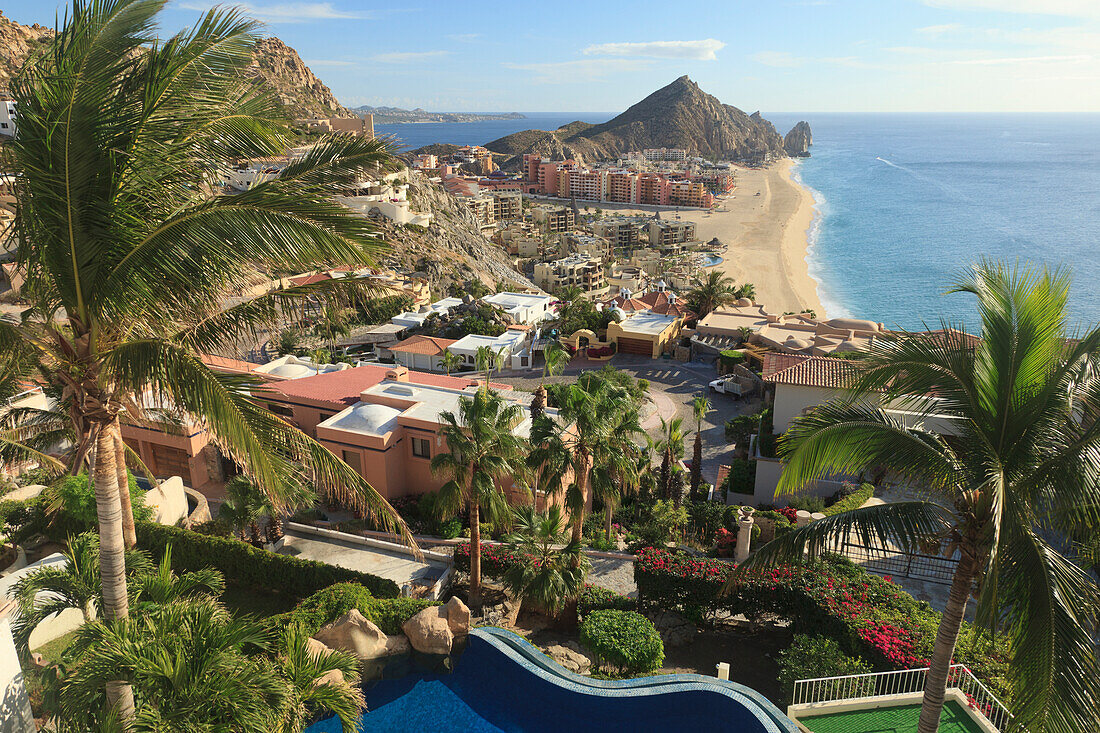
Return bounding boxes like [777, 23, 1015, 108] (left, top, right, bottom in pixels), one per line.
[481, 292, 555, 325]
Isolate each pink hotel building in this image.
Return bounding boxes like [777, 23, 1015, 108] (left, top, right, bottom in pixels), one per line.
[522, 154, 714, 209]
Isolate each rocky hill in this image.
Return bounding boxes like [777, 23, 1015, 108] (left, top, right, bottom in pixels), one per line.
[486, 76, 809, 166]
[0, 14, 352, 119]
[783, 121, 813, 157]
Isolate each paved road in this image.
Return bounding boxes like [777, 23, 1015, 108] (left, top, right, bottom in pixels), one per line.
[496, 354, 763, 487]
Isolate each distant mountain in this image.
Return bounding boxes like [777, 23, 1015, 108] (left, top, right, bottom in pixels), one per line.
[354, 106, 525, 124]
[485, 76, 808, 166]
[0, 13, 352, 119]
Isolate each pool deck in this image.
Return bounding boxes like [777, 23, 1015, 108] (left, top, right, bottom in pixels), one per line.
[796, 700, 985, 733]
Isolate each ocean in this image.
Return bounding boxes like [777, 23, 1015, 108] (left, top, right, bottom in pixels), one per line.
[771, 113, 1100, 331]
[378, 112, 1100, 332]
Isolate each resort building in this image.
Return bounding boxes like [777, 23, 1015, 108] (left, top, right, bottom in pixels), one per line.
[336, 170, 433, 227]
[648, 220, 697, 248]
[643, 148, 687, 161]
[386, 335, 458, 373]
[294, 115, 374, 137]
[533, 255, 605, 294]
[668, 179, 714, 209]
[628, 249, 664, 276]
[531, 205, 575, 233]
[481, 292, 556, 324]
[391, 297, 465, 329]
[448, 327, 533, 370]
[410, 153, 437, 170]
[0, 99, 15, 137]
[492, 191, 523, 221]
[606, 309, 686, 358]
[457, 193, 496, 227]
[606, 265, 648, 296]
[592, 219, 644, 250]
[564, 233, 612, 260]
[694, 299, 888, 356]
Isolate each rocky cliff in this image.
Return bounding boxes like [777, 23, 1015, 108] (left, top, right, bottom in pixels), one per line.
[0, 14, 352, 119]
[486, 76, 790, 165]
[783, 121, 813, 157]
[379, 180, 536, 293]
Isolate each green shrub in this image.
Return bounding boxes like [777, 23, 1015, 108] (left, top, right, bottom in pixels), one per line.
[438, 519, 462, 539]
[787, 495, 826, 514]
[724, 459, 756, 496]
[134, 521, 399, 599]
[777, 635, 873, 702]
[823, 483, 875, 516]
[724, 414, 757, 445]
[719, 349, 745, 367]
[579, 610, 664, 674]
[54, 473, 153, 526]
[278, 582, 437, 636]
[578, 584, 636, 616]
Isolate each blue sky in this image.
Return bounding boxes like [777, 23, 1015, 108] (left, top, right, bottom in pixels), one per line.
[5, 1, 1100, 113]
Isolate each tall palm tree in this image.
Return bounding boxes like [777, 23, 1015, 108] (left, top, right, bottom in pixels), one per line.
[656, 416, 687, 506]
[502, 505, 589, 618]
[530, 340, 571, 423]
[687, 270, 737, 317]
[690, 395, 710, 498]
[744, 262, 1100, 732]
[734, 282, 756, 301]
[2, 3, 410, 715]
[475, 345, 508, 389]
[529, 378, 635, 549]
[591, 403, 644, 542]
[440, 348, 462, 376]
[432, 388, 528, 613]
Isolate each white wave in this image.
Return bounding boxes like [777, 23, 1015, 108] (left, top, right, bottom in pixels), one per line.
[790, 160, 850, 319]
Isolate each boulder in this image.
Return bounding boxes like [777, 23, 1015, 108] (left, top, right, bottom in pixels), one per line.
[441, 597, 471, 638]
[545, 642, 593, 674]
[647, 610, 698, 648]
[306, 637, 330, 660]
[402, 607, 455, 655]
[314, 669, 345, 688]
[313, 609, 409, 661]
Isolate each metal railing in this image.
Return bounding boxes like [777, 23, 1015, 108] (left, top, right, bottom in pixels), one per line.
[793, 664, 1010, 731]
[840, 537, 959, 585]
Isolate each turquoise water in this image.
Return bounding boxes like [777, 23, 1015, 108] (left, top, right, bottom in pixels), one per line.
[701, 253, 723, 267]
[768, 113, 1100, 331]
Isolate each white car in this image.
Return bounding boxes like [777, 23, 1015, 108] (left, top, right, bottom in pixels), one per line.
[709, 378, 744, 398]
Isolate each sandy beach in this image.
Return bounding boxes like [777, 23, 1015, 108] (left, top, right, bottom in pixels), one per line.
[567, 159, 824, 317]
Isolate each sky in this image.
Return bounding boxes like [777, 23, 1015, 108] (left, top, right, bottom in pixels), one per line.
[4, 1, 1100, 113]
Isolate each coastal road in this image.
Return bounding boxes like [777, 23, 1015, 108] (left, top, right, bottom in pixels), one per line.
[495, 354, 763, 487]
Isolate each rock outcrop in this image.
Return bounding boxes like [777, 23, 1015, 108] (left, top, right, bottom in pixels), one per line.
[783, 121, 813, 157]
[247, 37, 354, 118]
[401, 598, 471, 655]
[313, 609, 410, 661]
[0, 11, 52, 95]
[487, 76, 789, 166]
[544, 642, 594, 674]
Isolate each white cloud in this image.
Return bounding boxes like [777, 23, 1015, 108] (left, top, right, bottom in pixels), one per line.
[447, 33, 481, 43]
[922, 0, 1100, 18]
[304, 59, 354, 67]
[949, 53, 1092, 64]
[582, 39, 726, 61]
[916, 23, 963, 34]
[370, 51, 449, 64]
[503, 59, 655, 84]
[178, 2, 371, 22]
[751, 51, 804, 67]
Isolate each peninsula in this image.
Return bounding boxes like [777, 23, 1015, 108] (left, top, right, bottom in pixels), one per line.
[354, 106, 526, 124]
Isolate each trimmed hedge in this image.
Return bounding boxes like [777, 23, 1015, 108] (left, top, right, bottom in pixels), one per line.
[578, 584, 636, 616]
[822, 483, 875, 516]
[579, 609, 664, 674]
[777, 634, 872, 702]
[135, 522, 400, 599]
[633, 548, 1010, 699]
[274, 582, 436, 636]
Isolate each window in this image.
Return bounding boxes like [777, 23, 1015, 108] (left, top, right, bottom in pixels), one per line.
[267, 402, 294, 418]
[341, 450, 362, 473]
[412, 437, 431, 459]
[0, 124, 7, 129]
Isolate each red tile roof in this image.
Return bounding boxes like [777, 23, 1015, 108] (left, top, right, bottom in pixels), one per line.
[762, 355, 861, 389]
[389, 335, 457, 356]
[288, 273, 333, 287]
[606, 290, 696, 319]
[761, 352, 810, 378]
[201, 354, 262, 374]
[257, 364, 512, 408]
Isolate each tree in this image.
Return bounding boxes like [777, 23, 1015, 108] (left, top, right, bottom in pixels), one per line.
[432, 389, 528, 613]
[686, 270, 737, 317]
[530, 340, 571, 423]
[690, 395, 710, 498]
[656, 416, 687, 506]
[2, 3, 412, 716]
[744, 262, 1100, 732]
[220, 475, 276, 545]
[591, 403, 644, 541]
[734, 282, 756, 301]
[475, 345, 508, 389]
[440, 349, 463, 376]
[501, 505, 589, 618]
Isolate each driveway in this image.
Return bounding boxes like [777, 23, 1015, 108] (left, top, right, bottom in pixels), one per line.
[496, 354, 762, 487]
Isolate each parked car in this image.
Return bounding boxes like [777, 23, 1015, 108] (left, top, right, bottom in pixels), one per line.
[708, 378, 744, 398]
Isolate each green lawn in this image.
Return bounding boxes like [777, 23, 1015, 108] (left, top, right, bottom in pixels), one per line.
[798, 701, 986, 733]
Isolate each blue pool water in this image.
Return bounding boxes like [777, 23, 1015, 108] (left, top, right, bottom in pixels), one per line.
[308, 628, 794, 733]
[701, 253, 723, 267]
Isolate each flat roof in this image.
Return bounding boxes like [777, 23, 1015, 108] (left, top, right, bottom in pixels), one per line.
[619, 310, 679, 335]
[482, 292, 552, 308]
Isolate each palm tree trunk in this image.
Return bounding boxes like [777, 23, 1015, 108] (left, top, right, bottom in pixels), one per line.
[917, 557, 977, 733]
[660, 451, 671, 501]
[604, 502, 613, 542]
[691, 431, 702, 497]
[93, 426, 135, 721]
[570, 455, 591, 551]
[112, 421, 137, 549]
[469, 499, 482, 614]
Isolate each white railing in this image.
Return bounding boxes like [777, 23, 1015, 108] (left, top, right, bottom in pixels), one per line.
[793, 664, 1010, 731]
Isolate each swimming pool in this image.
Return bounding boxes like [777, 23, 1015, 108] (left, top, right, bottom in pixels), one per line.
[308, 627, 797, 733]
[700, 253, 723, 267]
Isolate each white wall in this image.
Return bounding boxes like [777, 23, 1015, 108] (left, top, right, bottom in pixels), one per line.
[772, 384, 843, 433]
[0, 619, 34, 733]
[0, 554, 86, 650]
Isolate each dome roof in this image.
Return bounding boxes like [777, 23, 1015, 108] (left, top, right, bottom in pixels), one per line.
[735, 297, 752, 307]
[612, 307, 629, 320]
[329, 403, 401, 434]
[835, 340, 862, 353]
[826, 317, 880, 332]
[268, 363, 314, 378]
[784, 337, 813, 350]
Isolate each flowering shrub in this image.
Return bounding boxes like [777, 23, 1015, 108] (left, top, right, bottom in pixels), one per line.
[453, 542, 527, 579]
[634, 548, 1010, 698]
[777, 506, 798, 523]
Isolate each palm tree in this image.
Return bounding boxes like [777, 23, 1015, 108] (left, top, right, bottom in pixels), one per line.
[530, 340, 571, 423]
[220, 475, 275, 545]
[129, 545, 225, 608]
[744, 262, 1100, 732]
[432, 389, 528, 613]
[529, 378, 635, 549]
[686, 271, 737, 317]
[656, 416, 687, 506]
[502, 505, 589, 618]
[275, 624, 365, 733]
[440, 349, 462, 376]
[734, 282, 756, 301]
[591, 404, 644, 542]
[475, 345, 508, 389]
[2, 4, 411, 714]
[690, 395, 711, 498]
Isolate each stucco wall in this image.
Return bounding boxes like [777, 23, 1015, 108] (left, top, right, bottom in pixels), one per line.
[0, 619, 34, 733]
[772, 384, 843, 433]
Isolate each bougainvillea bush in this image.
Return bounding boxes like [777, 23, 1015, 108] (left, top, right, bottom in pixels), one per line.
[634, 548, 1010, 698]
[453, 541, 527, 579]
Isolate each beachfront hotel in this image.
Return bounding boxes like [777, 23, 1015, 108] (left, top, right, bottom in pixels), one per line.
[521, 154, 717, 208]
